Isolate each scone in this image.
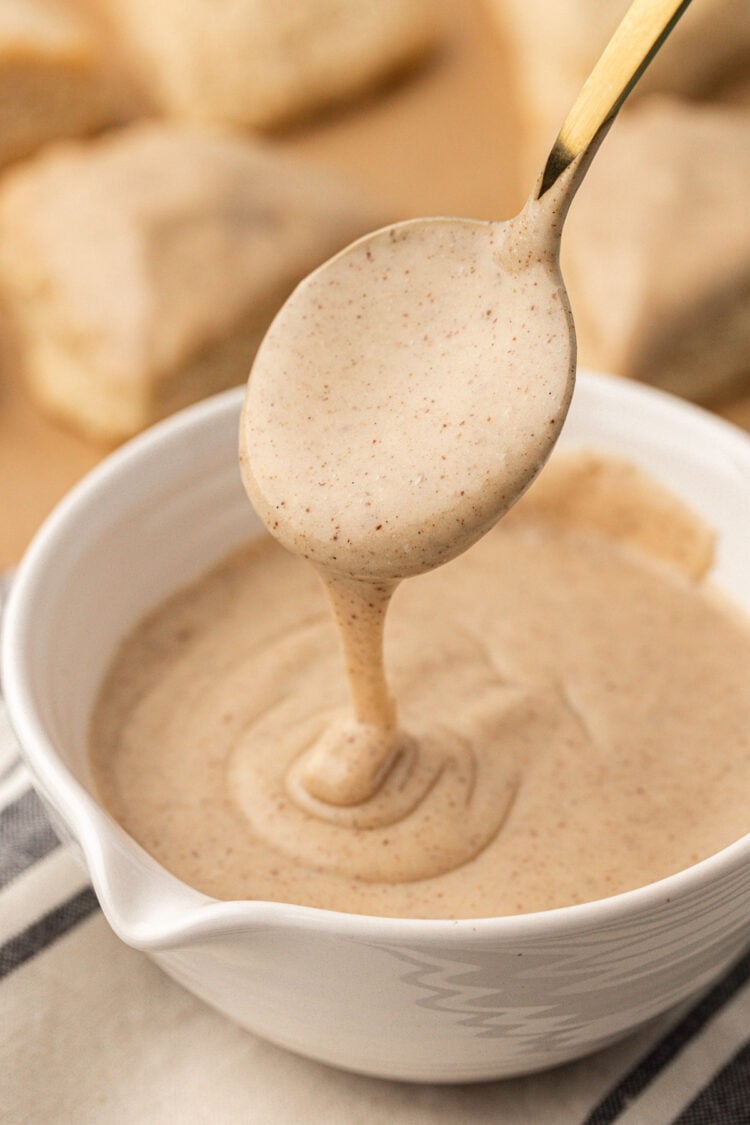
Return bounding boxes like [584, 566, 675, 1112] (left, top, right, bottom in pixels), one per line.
[484, 0, 750, 173]
[561, 99, 750, 401]
[0, 123, 382, 443]
[94, 0, 441, 129]
[0, 0, 117, 169]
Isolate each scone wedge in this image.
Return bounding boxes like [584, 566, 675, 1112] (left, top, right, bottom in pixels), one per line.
[0, 123, 382, 442]
[562, 99, 750, 401]
[96, 0, 441, 128]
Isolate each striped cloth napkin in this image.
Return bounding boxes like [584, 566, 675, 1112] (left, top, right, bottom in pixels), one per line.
[2, 579, 750, 1124]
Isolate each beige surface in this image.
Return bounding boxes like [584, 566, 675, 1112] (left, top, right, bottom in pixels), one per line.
[0, 0, 747, 566]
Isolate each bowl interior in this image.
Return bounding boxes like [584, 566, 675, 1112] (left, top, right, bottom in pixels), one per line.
[8, 372, 750, 829]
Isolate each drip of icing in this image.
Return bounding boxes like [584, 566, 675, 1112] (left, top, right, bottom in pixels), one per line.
[240, 178, 575, 817]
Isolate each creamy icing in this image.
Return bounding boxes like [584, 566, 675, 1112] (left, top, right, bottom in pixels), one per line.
[240, 177, 576, 810]
[90, 451, 750, 918]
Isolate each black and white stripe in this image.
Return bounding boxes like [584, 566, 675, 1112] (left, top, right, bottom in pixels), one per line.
[0, 573, 101, 983]
[3, 765, 749, 1121]
[0, 788, 61, 889]
[0, 769, 100, 981]
[0, 885, 99, 981]
[674, 1042, 750, 1124]
[584, 949, 750, 1124]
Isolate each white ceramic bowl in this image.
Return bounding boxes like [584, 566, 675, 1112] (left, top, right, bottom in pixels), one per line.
[4, 370, 750, 1083]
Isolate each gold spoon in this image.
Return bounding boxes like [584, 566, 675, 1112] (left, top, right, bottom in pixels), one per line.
[539, 0, 693, 198]
[240, 0, 693, 774]
[242, 0, 694, 585]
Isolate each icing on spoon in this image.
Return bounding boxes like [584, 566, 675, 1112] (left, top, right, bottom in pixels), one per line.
[240, 0, 692, 808]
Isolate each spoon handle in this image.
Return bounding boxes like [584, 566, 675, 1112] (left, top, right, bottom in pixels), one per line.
[537, 0, 692, 198]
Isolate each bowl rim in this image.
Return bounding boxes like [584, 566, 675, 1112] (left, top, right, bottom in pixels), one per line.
[4, 369, 750, 949]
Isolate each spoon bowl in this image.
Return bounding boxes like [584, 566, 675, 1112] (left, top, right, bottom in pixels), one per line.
[241, 212, 574, 582]
[241, 0, 694, 583]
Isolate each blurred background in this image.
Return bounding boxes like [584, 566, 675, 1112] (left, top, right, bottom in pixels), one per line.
[1, 0, 748, 566]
